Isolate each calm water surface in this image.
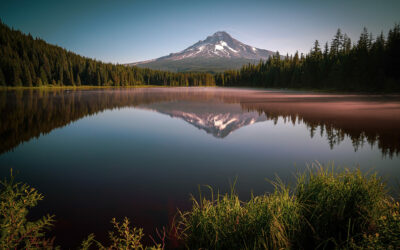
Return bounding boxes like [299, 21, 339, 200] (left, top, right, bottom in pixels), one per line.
[1, 87, 400, 247]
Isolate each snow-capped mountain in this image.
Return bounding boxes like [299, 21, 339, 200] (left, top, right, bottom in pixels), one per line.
[128, 31, 277, 72]
[156, 31, 274, 60]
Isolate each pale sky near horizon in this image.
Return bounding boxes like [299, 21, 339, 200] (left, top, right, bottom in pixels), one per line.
[1, 0, 399, 64]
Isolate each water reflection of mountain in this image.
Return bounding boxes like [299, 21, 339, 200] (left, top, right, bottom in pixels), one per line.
[1, 88, 399, 156]
[140, 101, 267, 138]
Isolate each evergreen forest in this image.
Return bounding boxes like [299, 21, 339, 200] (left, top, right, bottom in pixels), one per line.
[0, 21, 215, 87]
[1, 20, 400, 92]
[216, 25, 400, 92]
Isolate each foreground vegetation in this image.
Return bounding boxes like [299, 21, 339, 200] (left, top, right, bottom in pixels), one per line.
[0, 170, 162, 249]
[1, 164, 399, 249]
[178, 164, 400, 249]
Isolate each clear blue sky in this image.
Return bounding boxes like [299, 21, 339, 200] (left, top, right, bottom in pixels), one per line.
[1, 0, 399, 64]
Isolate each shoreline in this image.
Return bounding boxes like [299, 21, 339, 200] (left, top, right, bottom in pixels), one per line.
[0, 85, 168, 90]
[0, 85, 220, 91]
[1, 85, 399, 95]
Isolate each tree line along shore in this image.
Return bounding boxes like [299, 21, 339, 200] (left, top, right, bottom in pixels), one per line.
[1, 21, 399, 92]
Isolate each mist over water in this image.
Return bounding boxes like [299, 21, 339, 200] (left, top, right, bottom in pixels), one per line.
[1, 87, 399, 247]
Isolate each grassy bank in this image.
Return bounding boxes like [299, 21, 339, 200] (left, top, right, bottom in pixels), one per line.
[1, 164, 399, 249]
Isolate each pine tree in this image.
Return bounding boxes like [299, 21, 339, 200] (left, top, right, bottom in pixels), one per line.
[323, 42, 329, 57]
[39, 66, 48, 84]
[331, 29, 343, 55]
[58, 66, 64, 85]
[343, 34, 351, 53]
[70, 70, 75, 86]
[11, 61, 22, 86]
[96, 72, 101, 86]
[358, 27, 369, 50]
[76, 73, 81, 86]
[311, 40, 322, 59]
[22, 64, 32, 86]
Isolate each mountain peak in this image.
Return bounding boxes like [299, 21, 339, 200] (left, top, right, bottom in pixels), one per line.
[206, 31, 234, 44]
[164, 31, 275, 61]
[212, 31, 231, 38]
[130, 31, 277, 72]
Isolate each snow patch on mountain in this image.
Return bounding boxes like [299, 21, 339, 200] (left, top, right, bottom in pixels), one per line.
[215, 44, 224, 51]
[130, 31, 276, 65]
[128, 31, 279, 72]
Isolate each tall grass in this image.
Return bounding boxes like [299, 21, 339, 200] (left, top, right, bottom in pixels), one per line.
[177, 179, 301, 249]
[176, 162, 400, 249]
[295, 163, 388, 249]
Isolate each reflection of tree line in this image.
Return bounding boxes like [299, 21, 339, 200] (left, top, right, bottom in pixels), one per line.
[0, 89, 234, 154]
[242, 104, 400, 158]
[0, 89, 399, 157]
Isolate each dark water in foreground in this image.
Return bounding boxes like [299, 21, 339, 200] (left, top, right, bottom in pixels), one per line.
[1, 87, 400, 247]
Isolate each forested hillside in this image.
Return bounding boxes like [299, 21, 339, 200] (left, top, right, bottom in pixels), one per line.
[216, 25, 400, 92]
[0, 21, 215, 87]
[1, 20, 399, 92]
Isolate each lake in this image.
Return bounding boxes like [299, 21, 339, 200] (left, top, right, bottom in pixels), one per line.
[1, 87, 400, 247]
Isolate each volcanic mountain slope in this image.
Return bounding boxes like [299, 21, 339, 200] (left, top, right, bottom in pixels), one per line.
[128, 31, 277, 72]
